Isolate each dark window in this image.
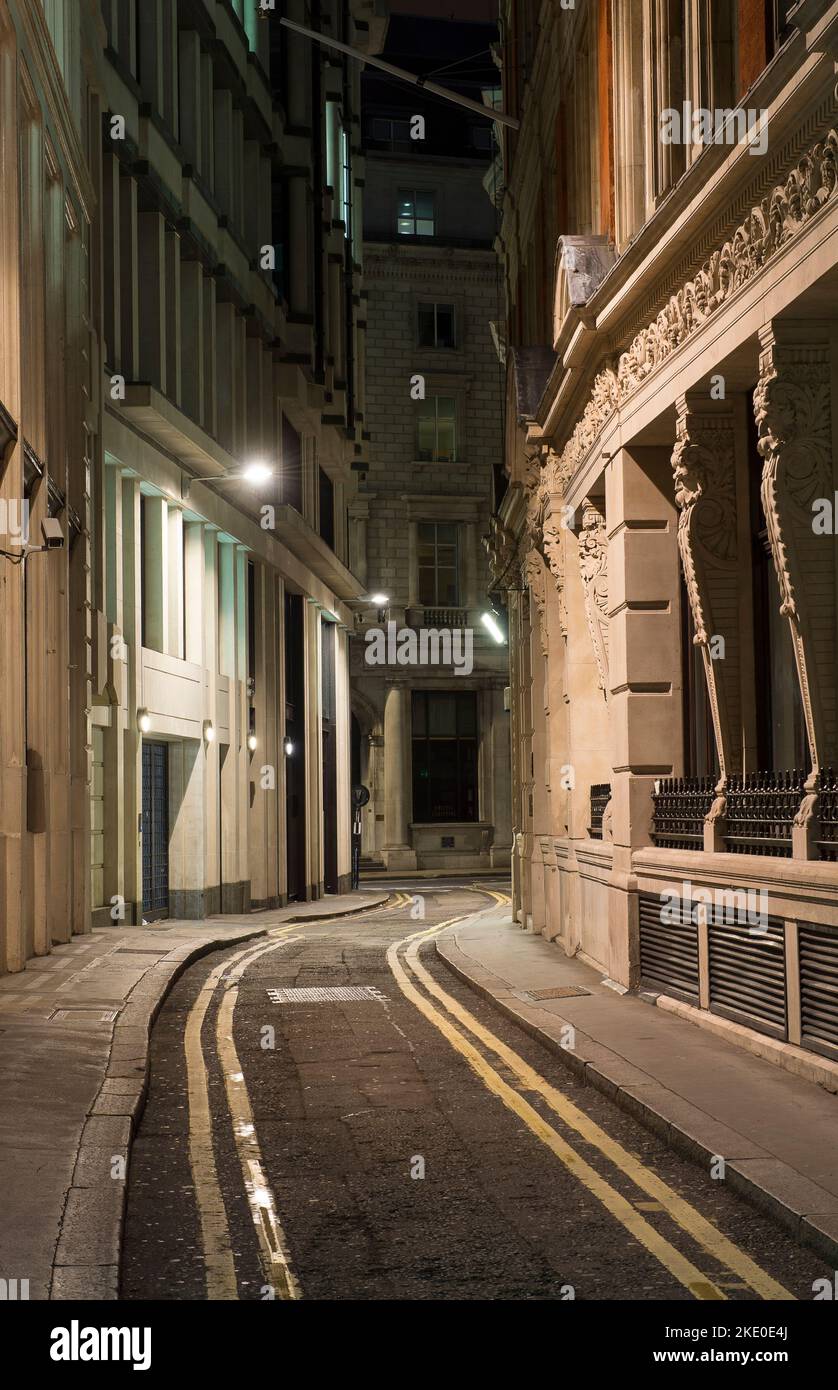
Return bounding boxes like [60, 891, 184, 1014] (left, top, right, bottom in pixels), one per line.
[281, 414, 302, 512]
[397, 189, 435, 237]
[417, 521, 459, 607]
[412, 690, 478, 823]
[319, 466, 335, 550]
[418, 302, 456, 349]
[247, 559, 256, 683]
[370, 116, 411, 149]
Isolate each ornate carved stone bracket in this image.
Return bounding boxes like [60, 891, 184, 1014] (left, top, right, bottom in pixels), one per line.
[754, 325, 836, 792]
[524, 548, 549, 660]
[578, 498, 609, 698]
[672, 394, 741, 784]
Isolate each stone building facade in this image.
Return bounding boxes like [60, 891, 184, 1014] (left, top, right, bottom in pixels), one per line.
[350, 12, 512, 871]
[493, 0, 838, 1072]
[1, 0, 386, 967]
[0, 0, 103, 972]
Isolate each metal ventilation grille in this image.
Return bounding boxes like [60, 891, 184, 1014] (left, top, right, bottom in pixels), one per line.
[639, 893, 699, 1002]
[708, 919, 786, 1038]
[266, 986, 387, 1004]
[799, 923, 838, 1058]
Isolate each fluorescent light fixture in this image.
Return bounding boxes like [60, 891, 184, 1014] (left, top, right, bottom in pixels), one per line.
[137, 709, 151, 734]
[481, 611, 505, 644]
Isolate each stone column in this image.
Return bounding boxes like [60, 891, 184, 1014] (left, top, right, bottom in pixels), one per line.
[606, 445, 683, 988]
[382, 681, 416, 869]
[754, 322, 838, 855]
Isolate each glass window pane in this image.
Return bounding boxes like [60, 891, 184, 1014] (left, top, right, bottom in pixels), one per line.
[436, 522, 457, 545]
[436, 305, 455, 347]
[417, 304, 435, 346]
[428, 694, 456, 737]
[436, 420, 455, 461]
[439, 569, 458, 605]
[418, 567, 436, 604]
[398, 193, 415, 216]
[417, 418, 435, 459]
[416, 218, 434, 236]
[416, 192, 434, 218]
[397, 218, 414, 236]
[411, 691, 426, 736]
[457, 693, 477, 735]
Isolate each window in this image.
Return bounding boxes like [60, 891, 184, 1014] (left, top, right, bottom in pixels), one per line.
[281, 414, 302, 512]
[412, 691, 478, 823]
[417, 522, 459, 607]
[417, 395, 457, 462]
[397, 189, 435, 237]
[319, 466, 335, 550]
[370, 116, 411, 148]
[418, 302, 456, 349]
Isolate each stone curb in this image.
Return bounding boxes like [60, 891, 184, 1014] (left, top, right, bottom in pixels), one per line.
[435, 927, 838, 1269]
[48, 926, 268, 1299]
[49, 891, 393, 1299]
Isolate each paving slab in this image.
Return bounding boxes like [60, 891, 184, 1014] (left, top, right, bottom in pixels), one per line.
[436, 905, 838, 1265]
[0, 889, 390, 1300]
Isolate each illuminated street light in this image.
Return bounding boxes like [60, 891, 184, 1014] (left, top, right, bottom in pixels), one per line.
[481, 611, 506, 644]
[181, 461, 274, 500]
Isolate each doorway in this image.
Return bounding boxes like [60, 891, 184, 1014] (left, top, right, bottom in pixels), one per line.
[142, 740, 169, 921]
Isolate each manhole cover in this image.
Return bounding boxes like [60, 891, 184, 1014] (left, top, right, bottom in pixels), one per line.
[266, 986, 387, 1004]
[49, 1009, 119, 1023]
[527, 986, 590, 1001]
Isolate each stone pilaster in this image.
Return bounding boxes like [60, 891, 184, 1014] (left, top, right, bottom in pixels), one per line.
[382, 681, 416, 870]
[577, 497, 609, 699]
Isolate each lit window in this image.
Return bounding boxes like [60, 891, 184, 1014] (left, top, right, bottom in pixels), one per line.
[397, 189, 435, 237]
[418, 302, 456, 349]
[417, 396, 457, 462]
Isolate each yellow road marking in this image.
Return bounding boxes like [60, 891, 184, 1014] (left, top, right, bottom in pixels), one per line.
[398, 922, 794, 1302]
[217, 941, 302, 1300]
[386, 924, 723, 1301]
[184, 926, 300, 1300]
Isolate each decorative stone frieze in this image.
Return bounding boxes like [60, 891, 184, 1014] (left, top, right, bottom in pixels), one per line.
[578, 498, 609, 697]
[556, 126, 838, 483]
[671, 395, 741, 780]
[524, 548, 549, 658]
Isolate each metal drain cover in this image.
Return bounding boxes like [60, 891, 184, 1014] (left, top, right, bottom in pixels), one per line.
[266, 986, 387, 1004]
[527, 986, 590, 1001]
[49, 1008, 119, 1023]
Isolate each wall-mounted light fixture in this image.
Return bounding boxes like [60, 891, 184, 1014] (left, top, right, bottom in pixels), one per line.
[247, 732, 258, 752]
[203, 720, 216, 743]
[283, 736, 294, 756]
[137, 708, 151, 733]
[481, 611, 506, 644]
[181, 459, 274, 502]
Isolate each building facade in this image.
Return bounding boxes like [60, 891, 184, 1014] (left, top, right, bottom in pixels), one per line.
[351, 12, 511, 872]
[0, 0, 103, 972]
[92, 0, 385, 924]
[493, 0, 838, 1067]
[1, 0, 387, 969]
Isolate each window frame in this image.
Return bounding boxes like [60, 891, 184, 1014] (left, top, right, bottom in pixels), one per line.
[396, 187, 436, 237]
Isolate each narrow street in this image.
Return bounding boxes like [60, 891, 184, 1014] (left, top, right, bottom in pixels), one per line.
[121, 886, 829, 1302]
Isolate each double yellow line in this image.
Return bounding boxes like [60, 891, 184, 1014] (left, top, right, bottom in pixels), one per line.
[184, 927, 303, 1300]
[386, 911, 794, 1302]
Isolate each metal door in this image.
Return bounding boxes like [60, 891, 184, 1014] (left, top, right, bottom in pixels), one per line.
[142, 741, 169, 920]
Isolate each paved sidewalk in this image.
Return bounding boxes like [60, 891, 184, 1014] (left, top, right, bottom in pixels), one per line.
[436, 906, 838, 1266]
[0, 891, 389, 1300]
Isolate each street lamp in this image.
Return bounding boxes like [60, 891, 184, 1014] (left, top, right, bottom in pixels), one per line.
[481, 610, 506, 644]
[181, 460, 274, 501]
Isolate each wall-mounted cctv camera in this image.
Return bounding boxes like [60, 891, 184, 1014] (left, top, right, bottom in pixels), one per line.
[40, 517, 64, 549]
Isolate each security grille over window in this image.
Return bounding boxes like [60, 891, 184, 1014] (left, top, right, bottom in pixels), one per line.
[722, 770, 805, 856]
[588, 783, 610, 839]
[708, 918, 787, 1039]
[651, 777, 715, 850]
[799, 923, 838, 1059]
[639, 892, 699, 1002]
[815, 767, 838, 861]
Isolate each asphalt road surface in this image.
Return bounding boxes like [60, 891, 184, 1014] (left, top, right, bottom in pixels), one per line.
[121, 886, 831, 1301]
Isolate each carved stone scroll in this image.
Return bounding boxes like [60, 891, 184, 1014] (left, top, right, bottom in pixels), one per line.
[753, 326, 836, 778]
[672, 395, 741, 779]
[577, 498, 609, 698]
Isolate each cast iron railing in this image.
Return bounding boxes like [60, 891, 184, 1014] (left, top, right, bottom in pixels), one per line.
[651, 777, 715, 850]
[722, 770, 805, 857]
[815, 766, 838, 861]
[589, 783, 611, 839]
